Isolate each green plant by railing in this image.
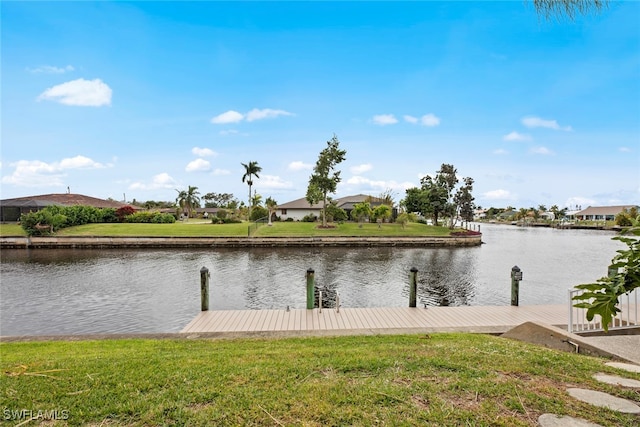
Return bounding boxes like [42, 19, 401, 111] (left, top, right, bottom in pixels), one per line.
[572, 226, 640, 331]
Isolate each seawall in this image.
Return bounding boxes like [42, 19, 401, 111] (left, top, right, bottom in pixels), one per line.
[0, 235, 482, 249]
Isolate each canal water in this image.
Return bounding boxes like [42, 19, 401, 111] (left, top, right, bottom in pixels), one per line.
[0, 224, 624, 336]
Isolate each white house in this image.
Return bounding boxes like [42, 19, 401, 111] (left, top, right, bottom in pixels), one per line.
[277, 194, 385, 221]
[573, 205, 638, 222]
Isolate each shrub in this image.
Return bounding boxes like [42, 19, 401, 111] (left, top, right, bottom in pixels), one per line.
[124, 212, 176, 223]
[116, 206, 136, 222]
[250, 206, 269, 222]
[325, 204, 347, 222]
[285, 217, 294, 222]
[616, 212, 633, 227]
[21, 205, 123, 235]
[302, 214, 318, 222]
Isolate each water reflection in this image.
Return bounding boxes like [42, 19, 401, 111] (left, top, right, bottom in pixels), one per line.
[0, 224, 623, 335]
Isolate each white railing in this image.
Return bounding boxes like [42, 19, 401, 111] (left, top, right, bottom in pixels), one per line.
[568, 287, 639, 334]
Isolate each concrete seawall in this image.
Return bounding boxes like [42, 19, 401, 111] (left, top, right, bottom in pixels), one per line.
[0, 235, 482, 249]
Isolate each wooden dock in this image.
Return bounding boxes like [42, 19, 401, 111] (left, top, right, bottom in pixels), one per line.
[181, 305, 569, 336]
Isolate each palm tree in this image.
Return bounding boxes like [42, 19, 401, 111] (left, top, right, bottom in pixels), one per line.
[265, 197, 278, 226]
[175, 186, 201, 219]
[241, 161, 262, 219]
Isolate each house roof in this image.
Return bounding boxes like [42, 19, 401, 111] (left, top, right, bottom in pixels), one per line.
[277, 194, 385, 210]
[574, 205, 638, 216]
[0, 193, 135, 209]
[277, 197, 323, 210]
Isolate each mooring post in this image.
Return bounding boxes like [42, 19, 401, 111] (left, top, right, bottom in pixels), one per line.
[511, 265, 522, 306]
[409, 267, 418, 308]
[200, 266, 210, 311]
[306, 268, 315, 309]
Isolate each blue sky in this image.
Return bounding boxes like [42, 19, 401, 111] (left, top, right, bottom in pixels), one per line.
[2, 1, 639, 209]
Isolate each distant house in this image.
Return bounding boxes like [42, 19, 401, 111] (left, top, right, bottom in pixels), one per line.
[277, 194, 386, 221]
[574, 205, 638, 222]
[0, 193, 137, 222]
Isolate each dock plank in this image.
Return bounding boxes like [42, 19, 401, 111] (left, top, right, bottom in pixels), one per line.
[181, 305, 573, 335]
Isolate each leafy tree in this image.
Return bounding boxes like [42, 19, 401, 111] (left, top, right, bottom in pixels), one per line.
[141, 200, 173, 209]
[203, 192, 237, 209]
[401, 187, 428, 216]
[532, 0, 608, 21]
[351, 202, 372, 227]
[175, 186, 200, 218]
[306, 134, 347, 227]
[241, 161, 262, 220]
[453, 177, 475, 226]
[403, 164, 474, 228]
[573, 227, 639, 331]
[265, 197, 278, 226]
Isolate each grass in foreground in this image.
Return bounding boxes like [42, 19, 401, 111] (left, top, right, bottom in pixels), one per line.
[15, 221, 453, 237]
[1, 334, 638, 426]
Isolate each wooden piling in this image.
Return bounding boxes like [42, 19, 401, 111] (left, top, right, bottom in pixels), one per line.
[409, 267, 418, 308]
[200, 267, 210, 311]
[306, 268, 315, 309]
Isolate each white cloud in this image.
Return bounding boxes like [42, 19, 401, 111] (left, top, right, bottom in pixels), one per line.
[372, 114, 398, 125]
[219, 129, 240, 136]
[211, 108, 294, 124]
[521, 116, 572, 131]
[37, 78, 112, 107]
[27, 65, 75, 74]
[245, 108, 294, 122]
[503, 131, 532, 141]
[259, 175, 294, 189]
[619, 147, 632, 152]
[529, 146, 553, 155]
[482, 189, 512, 200]
[211, 110, 244, 124]
[420, 113, 441, 127]
[191, 147, 217, 157]
[350, 163, 373, 174]
[59, 155, 106, 169]
[1, 155, 107, 187]
[129, 173, 176, 191]
[212, 169, 231, 176]
[185, 158, 211, 172]
[346, 176, 414, 192]
[403, 115, 418, 124]
[493, 149, 509, 155]
[288, 161, 313, 171]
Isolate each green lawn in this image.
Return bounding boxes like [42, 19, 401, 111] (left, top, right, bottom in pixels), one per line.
[6, 221, 454, 237]
[0, 223, 26, 236]
[1, 334, 637, 426]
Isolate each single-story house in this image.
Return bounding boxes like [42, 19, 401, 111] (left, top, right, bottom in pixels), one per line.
[0, 193, 137, 222]
[573, 205, 638, 222]
[277, 194, 387, 221]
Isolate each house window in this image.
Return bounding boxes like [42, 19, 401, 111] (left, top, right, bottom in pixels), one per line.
[281, 209, 287, 215]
